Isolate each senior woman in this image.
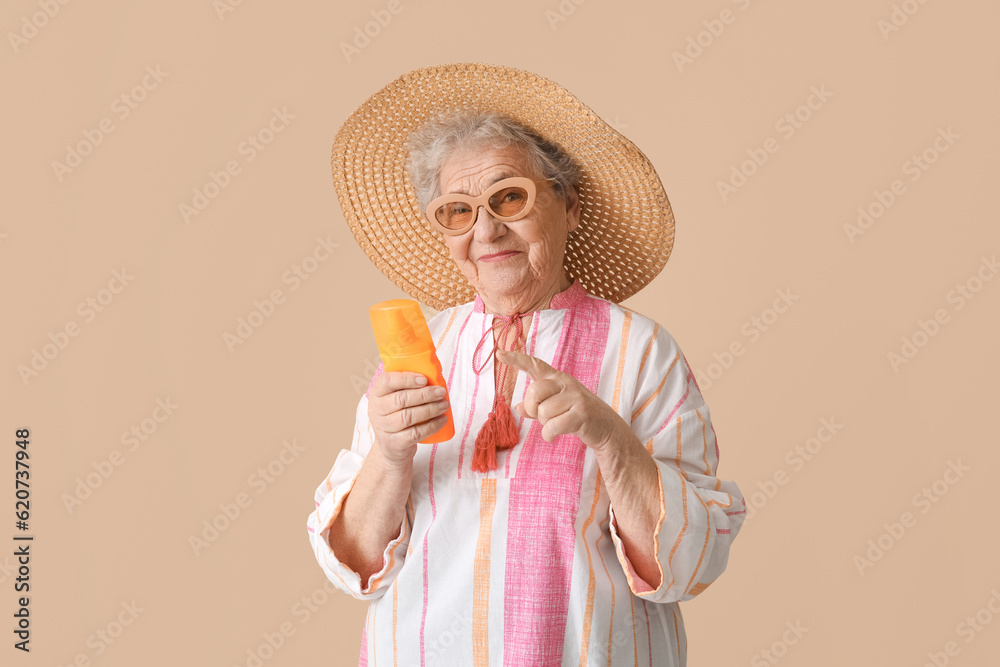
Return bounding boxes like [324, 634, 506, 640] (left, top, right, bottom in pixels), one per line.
[307, 63, 746, 667]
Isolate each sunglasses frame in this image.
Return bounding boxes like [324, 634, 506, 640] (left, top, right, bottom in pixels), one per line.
[425, 177, 553, 236]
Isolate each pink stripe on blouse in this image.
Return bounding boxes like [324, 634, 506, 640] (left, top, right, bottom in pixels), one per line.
[503, 290, 610, 665]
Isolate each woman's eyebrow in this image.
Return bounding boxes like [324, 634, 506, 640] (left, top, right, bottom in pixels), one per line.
[447, 172, 517, 196]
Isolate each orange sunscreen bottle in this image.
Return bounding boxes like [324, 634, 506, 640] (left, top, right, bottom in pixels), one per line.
[369, 299, 454, 444]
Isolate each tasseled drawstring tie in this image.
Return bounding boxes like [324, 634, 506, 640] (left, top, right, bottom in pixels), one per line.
[470, 310, 530, 473]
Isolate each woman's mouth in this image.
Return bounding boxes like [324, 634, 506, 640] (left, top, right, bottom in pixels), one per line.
[480, 251, 520, 262]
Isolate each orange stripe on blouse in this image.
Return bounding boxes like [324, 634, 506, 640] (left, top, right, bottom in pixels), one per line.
[593, 511, 629, 665]
[631, 353, 680, 423]
[436, 308, 458, 347]
[695, 409, 711, 476]
[662, 417, 690, 594]
[688, 582, 711, 596]
[613, 312, 632, 410]
[580, 311, 630, 666]
[577, 469, 602, 667]
[674, 413, 712, 596]
[473, 478, 497, 667]
[706, 495, 735, 509]
[682, 497, 712, 595]
[600, 511, 621, 667]
[636, 323, 659, 379]
[393, 495, 415, 664]
[629, 594, 639, 666]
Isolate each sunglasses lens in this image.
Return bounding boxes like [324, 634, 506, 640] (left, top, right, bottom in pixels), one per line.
[489, 186, 530, 218]
[434, 202, 475, 230]
[431, 182, 533, 232]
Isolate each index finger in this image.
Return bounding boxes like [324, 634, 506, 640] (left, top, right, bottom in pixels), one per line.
[497, 349, 555, 380]
[371, 370, 429, 397]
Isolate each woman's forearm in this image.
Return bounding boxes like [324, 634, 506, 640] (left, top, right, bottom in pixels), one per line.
[593, 420, 663, 589]
[327, 445, 412, 586]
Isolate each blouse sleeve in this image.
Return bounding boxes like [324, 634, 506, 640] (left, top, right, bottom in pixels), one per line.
[305, 362, 411, 601]
[607, 325, 747, 604]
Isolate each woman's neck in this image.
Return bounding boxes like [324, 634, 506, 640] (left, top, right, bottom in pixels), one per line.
[482, 273, 572, 317]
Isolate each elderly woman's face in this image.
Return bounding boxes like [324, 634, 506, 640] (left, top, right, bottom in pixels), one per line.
[437, 145, 580, 307]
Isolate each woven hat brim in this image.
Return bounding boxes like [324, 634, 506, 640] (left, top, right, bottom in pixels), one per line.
[332, 62, 675, 312]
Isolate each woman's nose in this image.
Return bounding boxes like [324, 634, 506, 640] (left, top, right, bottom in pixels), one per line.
[472, 205, 506, 240]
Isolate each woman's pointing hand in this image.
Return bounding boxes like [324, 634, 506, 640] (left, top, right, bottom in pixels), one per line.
[497, 349, 625, 452]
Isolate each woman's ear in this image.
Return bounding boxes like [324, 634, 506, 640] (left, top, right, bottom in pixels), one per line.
[565, 186, 581, 233]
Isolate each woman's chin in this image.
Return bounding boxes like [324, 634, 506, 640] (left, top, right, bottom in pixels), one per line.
[478, 268, 533, 295]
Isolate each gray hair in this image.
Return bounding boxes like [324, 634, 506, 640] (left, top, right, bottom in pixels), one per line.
[406, 109, 582, 215]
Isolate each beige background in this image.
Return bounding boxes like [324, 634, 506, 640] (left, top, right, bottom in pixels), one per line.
[2, 0, 998, 665]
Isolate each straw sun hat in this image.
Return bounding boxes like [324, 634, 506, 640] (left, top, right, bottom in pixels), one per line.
[331, 62, 676, 313]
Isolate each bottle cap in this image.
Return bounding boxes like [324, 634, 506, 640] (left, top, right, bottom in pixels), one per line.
[369, 299, 433, 357]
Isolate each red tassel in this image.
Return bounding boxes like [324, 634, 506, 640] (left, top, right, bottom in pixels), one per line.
[471, 394, 520, 472]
